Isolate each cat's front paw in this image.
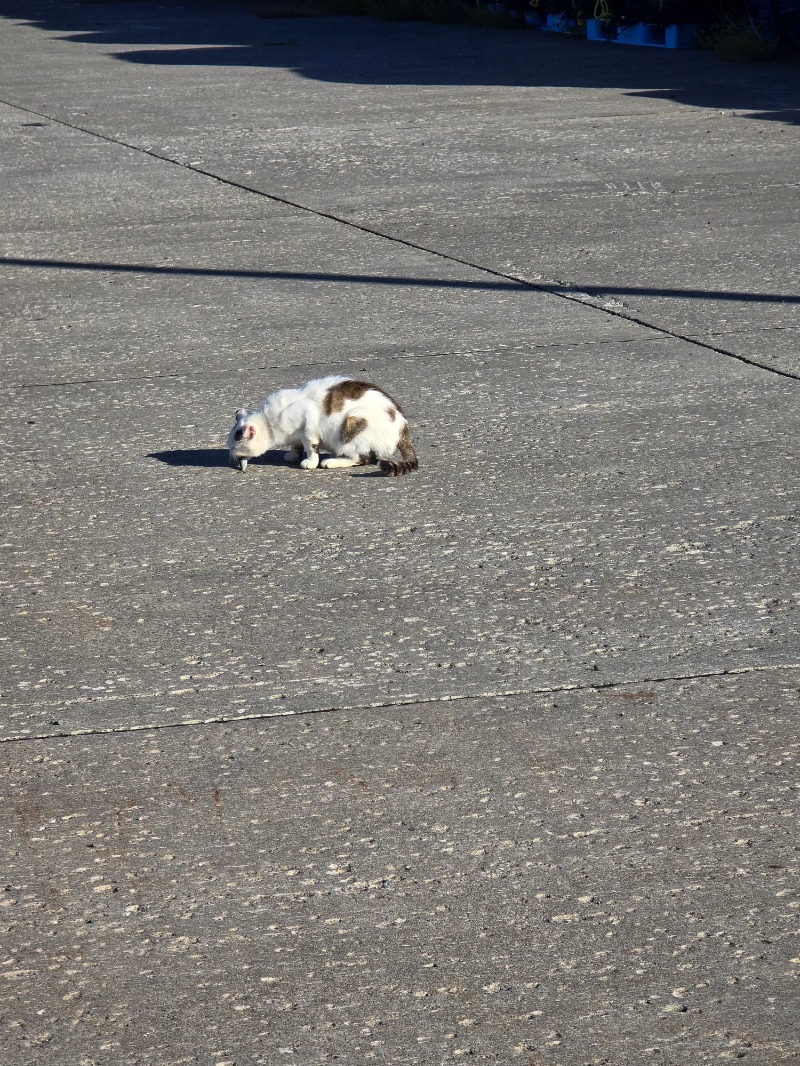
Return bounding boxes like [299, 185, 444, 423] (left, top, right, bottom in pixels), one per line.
[284, 450, 301, 462]
[300, 455, 320, 470]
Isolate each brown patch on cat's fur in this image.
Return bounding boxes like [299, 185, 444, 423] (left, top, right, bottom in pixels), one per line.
[380, 423, 418, 477]
[342, 414, 368, 443]
[387, 407, 397, 421]
[323, 379, 402, 416]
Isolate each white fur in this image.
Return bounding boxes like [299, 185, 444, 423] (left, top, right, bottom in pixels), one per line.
[227, 375, 411, 471]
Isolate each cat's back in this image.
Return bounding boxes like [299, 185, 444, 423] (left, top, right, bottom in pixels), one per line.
[297, 375, 350, 407]
[269, 375, 407, 438]
[319, 377, 404, 420]
[264, 376, 345, 415]
[295, 376, 403, 424]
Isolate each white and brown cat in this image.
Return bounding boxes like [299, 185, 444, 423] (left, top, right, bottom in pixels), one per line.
[228, 375, 418, 477]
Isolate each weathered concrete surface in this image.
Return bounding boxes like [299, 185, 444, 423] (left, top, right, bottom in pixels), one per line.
[1, 3, 798, 370]
[2, 343, 798, 741]
[1, 2, 799, 1064]
[3, 673, 799, 1064]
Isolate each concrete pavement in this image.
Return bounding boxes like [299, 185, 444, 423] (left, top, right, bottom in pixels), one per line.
[1, 3, 798, 1063]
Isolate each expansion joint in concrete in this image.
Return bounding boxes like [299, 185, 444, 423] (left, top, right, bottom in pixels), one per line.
[2, 97, 799, 387]
[2, 662, 798, 746]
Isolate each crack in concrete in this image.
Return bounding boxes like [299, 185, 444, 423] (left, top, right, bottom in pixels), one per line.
[2, 662, 798, 745]
[2, 98, 799, 386]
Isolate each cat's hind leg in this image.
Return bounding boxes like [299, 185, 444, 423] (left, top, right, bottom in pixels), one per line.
[320, 414, 377, 470]
[321, 449, 377, 470]
[320, 456, 360, 469]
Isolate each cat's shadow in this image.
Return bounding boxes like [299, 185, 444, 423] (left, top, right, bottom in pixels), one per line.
[147, 449, 385, 475]
[148, 448, 287, 468]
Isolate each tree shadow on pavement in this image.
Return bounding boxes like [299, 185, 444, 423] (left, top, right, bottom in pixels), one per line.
[1, 0, 799, 124]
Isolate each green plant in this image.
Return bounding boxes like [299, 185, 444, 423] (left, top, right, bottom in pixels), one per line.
[591, 0, 715, 26]
[255, 0, 318, 16]
[419, 0, 470, 23]
[591, 1, 637, 36]
[318, 0, 369, 12]
[706, 17, 782, 59]
[466, 4, 526, 26]
[363, 0, 467, 20]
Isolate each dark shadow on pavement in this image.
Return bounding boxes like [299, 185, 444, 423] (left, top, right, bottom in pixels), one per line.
[5, 257, 800, 305]
[1, 0, 798, 124]
[1, 257, 528, 292]
[148, 449, 396, 475]
[149, 448, 231, 467]
[149, 448, 296, 468]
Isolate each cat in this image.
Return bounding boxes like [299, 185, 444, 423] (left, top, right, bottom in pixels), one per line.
[227, 375, 418, 477]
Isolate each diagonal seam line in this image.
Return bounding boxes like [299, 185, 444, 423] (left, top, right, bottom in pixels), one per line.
[2, 662, 798, 744]
[2, 97, 799, 385]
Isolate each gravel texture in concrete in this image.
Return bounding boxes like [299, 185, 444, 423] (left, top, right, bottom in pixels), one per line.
[3, 673, 799, 1064]
[1, 2, 798, 1064]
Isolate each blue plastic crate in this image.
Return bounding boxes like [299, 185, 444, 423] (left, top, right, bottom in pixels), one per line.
[543, 13, 579, 33]
[586, 18, 696, 48]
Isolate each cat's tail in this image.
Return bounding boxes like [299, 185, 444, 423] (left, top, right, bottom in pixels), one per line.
[380, 423, 418, 477]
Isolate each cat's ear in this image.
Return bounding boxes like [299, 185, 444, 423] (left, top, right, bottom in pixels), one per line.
[243, 424, 257, 440]
[235, 408, 249, 421]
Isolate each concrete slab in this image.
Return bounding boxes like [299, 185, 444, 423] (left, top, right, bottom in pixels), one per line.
[1, 3, 799, 1064]
[3, 670, 798, 1065]
[3, 343, 797, 740]
[685, 325, 800, 382]
[1, 3, 798, 373]
[0, 101, 280, 234]
[2, 101, 654, 386]
[1, 228, 648, 387]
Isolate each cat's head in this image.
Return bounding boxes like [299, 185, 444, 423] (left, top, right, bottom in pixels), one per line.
[227, 408, 270, 469]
